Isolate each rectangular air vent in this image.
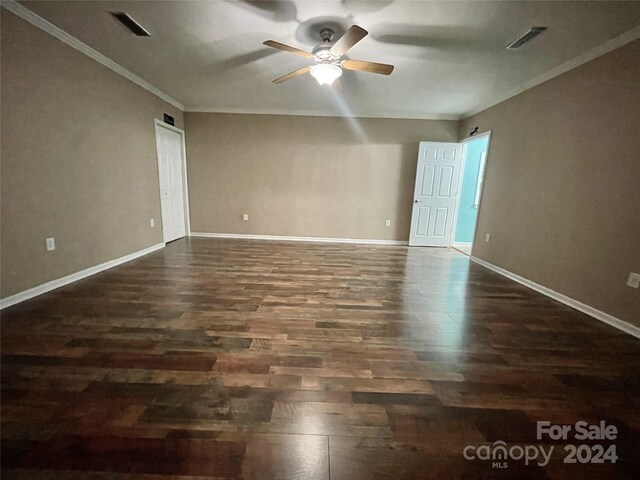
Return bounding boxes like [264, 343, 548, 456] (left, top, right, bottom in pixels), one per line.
[506, 27, 547, 49]
[111, 12, 150, 37]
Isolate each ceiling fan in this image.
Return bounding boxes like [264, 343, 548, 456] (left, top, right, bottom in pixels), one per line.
[263, 25, 394, 85]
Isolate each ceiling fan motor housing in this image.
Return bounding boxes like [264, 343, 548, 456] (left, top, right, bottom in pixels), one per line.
[311, 43, 338, 62]
[319, 28, 335, 43]
[312, 28, 341, 63]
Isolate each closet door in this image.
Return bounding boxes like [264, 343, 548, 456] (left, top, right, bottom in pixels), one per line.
[155, 123, 186, 242]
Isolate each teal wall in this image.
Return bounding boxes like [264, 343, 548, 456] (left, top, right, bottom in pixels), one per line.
[454, 136, 489, 243]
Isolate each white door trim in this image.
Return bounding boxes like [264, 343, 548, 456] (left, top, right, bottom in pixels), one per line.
[450, 131, 492, 255]
[459, 130, 492, 145]
[154, 119, 191, 239]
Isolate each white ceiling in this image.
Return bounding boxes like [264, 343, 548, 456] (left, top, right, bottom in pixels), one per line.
[17, 1, 640, 119]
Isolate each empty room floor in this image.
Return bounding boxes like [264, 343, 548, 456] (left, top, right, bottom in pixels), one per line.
[1, 238, 639, 479]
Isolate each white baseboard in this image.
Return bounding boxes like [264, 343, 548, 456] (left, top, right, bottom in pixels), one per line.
[470, 256, 640, 339]
[190, 232, 408, 246]
[0, 243, 165, 310]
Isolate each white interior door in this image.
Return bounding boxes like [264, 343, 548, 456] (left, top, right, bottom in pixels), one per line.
[155, 124, 186, 243]
[409, 142, 463, 247]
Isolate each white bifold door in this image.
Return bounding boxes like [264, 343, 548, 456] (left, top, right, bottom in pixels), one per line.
[155, 123, 187, 243]
[409, 142, 463, 247]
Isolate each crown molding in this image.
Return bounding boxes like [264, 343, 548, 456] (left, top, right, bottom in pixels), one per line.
[185, 106, 462, 122]
[1, 0, 185, 111]
[462, 25, 640, 119]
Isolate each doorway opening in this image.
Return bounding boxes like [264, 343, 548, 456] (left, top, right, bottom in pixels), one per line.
[451, 132, 491, 256]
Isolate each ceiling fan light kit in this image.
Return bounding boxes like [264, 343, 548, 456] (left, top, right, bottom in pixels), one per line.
[263, 25, 394, 86]
[310, 63, 342, 85]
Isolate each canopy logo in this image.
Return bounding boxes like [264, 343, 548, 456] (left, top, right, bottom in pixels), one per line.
[463, 441, 553, 469]
[463, 421, 618, 469]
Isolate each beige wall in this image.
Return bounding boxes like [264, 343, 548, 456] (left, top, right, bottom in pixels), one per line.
[460, 40, 640, 327]
[185, 113, 457, 240]
[0, 11, 183, 298]
[3, 5, 637, 330]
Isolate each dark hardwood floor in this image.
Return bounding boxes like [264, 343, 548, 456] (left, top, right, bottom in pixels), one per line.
[1, 238, 639, 479]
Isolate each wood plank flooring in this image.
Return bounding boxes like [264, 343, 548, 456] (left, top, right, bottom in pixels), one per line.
[1, 238, 639, 479]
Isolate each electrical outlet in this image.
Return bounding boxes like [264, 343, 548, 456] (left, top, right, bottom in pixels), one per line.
[385, 219, 391, 227]
[627, 272, 640, 289]
[485, 233, 491, 242]
[242, 213, 249, 221]
[46, 237, 55, 251]
[149, 218, 155, 227]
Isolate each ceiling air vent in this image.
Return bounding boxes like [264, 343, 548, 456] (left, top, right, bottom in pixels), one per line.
[506, 27, 547, 49]
[111, 12, 151, 37]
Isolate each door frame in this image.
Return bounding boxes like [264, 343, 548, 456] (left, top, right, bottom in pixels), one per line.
[450, 130, 492, 255]
[154, 119, 191, 240]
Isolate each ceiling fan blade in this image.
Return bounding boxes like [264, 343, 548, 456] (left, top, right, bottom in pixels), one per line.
[272, 66, 311, 84]
[330, 25, 368, 57]
[263, 40, 314, 59]
[342, 59, 394, 75]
